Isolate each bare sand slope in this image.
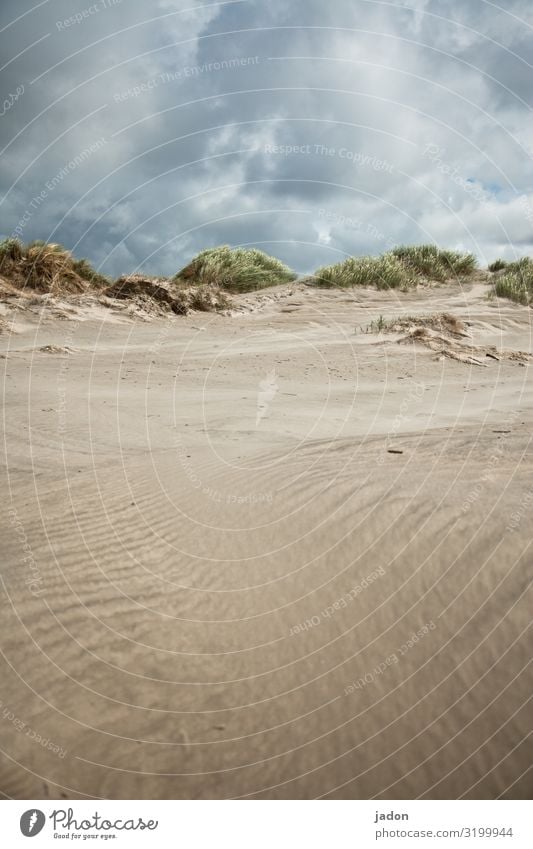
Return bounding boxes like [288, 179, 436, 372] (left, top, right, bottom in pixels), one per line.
[1, 281, 532, 799]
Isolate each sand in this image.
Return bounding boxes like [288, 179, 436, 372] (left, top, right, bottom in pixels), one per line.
[1, 280, 531, 799]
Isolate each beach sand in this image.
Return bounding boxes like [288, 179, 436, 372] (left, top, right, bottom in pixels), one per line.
[1, 280, 531, 799]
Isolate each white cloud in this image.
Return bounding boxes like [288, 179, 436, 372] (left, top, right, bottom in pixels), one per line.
[1, 0, 532, 274]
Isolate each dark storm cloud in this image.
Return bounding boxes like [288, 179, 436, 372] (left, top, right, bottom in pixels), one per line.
[1, 0, 532, 276]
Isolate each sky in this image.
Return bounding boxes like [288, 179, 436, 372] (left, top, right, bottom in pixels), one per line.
[1, 0, 532, 277]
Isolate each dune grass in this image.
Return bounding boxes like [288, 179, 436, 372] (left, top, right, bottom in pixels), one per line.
[493, 257, 533, 305]
[313, 245, 477, 290]
[391, 244, 477, 280]
[10, 238, 528, 312]
[71, 257, 109, 288]
[174, 246, 297, 292]
[0, 237, 24, 263]
[313, 254, 414, 289]
[488, 258, 507, 272]
[0, 238, 108, 293]
[363, 312, 467, 335]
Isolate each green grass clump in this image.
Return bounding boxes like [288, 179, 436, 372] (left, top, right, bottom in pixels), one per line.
[488, 259, 507, 272]
[493, 257, 533, 305]
[0, 237, 24, 263]
[174, 246, 297, 292]
[391, 244, 477, 280]
[366, 314, 388, 332]
[501, 257, 532, 274]
[72, 257, 109, 288]
[313, 245, 477, 290]
[313, 254, 414, 290]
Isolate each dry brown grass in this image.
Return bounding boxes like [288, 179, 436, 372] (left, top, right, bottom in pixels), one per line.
[104, 276, 231, 315]
[186, 284, 231, 312]
[398, 322, 531, 366]
[20, 244, 85, 293]
[104, 276, 188, 315]
[365, 312, 469, 336]
[0, 239, 107, 294]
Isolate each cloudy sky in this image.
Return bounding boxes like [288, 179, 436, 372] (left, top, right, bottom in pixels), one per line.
[1, 0, 532, 276]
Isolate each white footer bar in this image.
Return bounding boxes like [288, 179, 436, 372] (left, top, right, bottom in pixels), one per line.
[2, 800, 531, 848]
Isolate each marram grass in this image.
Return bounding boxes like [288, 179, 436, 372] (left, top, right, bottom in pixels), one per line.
[314, 254, 414, 290]
[0, 238, 108, 293]
[313, 245, 477, 290]
[174, 245, 297, 292]
[493, 257, 533, 305]
[390, 244, 477, 280]
[8, 238, 530, 306]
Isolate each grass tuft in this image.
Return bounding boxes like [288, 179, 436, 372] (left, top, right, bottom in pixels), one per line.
[363, 312, 468, 335]
[72, 257, 109, 288]
[493, 257, 533, 305]
[313, 245, 477, 290]
[0, 237, 24, 263]
[314, 254, 414, 290]
[0, 238, 107, 294]
[391, 244, 477, 280]
[174, 246, 297, 292]
[187, 284, 231, 311]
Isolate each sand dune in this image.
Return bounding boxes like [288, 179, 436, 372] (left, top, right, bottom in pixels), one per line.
[1, 280, 531, 799]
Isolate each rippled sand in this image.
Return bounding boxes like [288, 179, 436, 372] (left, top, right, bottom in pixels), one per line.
[1, 281, 531, 799]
